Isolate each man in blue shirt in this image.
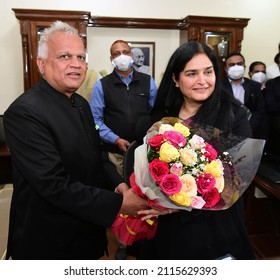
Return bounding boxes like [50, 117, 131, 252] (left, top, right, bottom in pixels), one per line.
[90, 40, 157, 156]
[89, 40, 157, 259]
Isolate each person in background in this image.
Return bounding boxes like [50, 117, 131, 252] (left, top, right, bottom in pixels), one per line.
[89, 39, 157, 259]
[264, 75, 280, 115]
[131, 47, 150, 75]
[248, 61, 269, 139]
[221, 52, 265, 138]
[266, 52, 280, 80]
[76, 69, 99, 101]
[262, 75, 280, 158]
[135, 41, 255, 260]
[3, 21, 149, 260]
[248, 61, 267, 90]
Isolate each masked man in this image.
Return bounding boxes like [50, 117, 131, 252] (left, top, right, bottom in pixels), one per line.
[248, 61, 267, 91]
[89, 40, 157, 259]
[221, 52, 265, 138]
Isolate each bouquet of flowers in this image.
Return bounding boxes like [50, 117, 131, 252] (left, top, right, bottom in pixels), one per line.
[111, 117, 265, 244]
[134, 117, 265, 211]
[147, 121, 226, 209]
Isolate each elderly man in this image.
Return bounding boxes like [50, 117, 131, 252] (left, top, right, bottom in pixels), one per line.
[4, 22, 149, 260]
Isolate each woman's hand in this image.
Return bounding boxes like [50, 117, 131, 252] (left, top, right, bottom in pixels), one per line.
[137, 208, 179, 220]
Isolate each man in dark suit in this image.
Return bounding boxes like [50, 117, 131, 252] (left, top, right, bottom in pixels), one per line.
[264, 76, 280, 115]
[221, 52, 265, 138]
[3, 21, 148, 260]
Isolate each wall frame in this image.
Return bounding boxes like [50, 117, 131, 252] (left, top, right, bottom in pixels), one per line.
[129, 41, 155, 77]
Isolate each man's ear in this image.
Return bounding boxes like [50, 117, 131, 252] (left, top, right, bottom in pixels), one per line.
[37, 58, 44, 75]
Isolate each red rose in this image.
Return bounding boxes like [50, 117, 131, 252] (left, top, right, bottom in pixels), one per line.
[202, 187, 220, 208]
[148, 134, 165, 150]
[159, 174, 182, 195]
[149, 158, 169, 183]
[203, 143, 218, 161]
[196, 173, 216, 194]
[163, 130, 186, 148]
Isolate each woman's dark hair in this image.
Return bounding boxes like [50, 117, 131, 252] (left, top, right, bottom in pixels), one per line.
[152, 41, 233, 129]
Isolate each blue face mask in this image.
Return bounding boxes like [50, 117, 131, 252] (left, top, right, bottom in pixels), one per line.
[111, 54, 133, 71]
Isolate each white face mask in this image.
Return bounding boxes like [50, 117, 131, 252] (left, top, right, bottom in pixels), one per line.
[227, 65, 245, 80]
[111, 54, 133, 71]
[251, 72, 267, 84]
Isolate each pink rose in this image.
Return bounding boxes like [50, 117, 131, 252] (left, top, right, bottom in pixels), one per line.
[190, 196, 206, 209]
[202, 187, 220, 208]
[196, 173, 216, 194]
[188, 134, 205, 150]
[203, 143, 218, 161]
[163, 130, 186, 148]
[160, 174, 182, 195]
[148, 134, 165, 150]
[170, 162, 183, 176]
[149, 158, 169, 184]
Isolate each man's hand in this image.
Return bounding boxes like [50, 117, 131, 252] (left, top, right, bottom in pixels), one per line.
[115, 182, 130, 194]
[119, 188, 149, 216]
[116, 138, 130, 153]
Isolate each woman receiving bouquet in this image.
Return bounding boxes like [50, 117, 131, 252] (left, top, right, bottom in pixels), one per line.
[133, 41, 258, 260]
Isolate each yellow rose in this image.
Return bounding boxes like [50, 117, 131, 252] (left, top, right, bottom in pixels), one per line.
[174, 123, 190, 137]
[159, 142, 180, 163]
[204, 159, 223, 177]
[180, 147, 197, 166]
[169, 191, 192, 206]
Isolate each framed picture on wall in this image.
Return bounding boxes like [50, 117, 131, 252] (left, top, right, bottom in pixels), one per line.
[129, 41, 155, 77]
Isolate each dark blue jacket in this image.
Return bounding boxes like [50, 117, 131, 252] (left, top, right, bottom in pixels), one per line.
[101, 70, 151, 153]
[221, 77, 265, 136]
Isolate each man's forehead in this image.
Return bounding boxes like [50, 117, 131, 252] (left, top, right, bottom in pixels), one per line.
[112, 43, 129, 51]
[227, 55, 243, 62]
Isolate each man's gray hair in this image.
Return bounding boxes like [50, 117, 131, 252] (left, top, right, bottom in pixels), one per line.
[37, 21, 80, 59]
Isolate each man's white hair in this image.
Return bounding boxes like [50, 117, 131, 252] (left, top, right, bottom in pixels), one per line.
[37, 21, 80, 59]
